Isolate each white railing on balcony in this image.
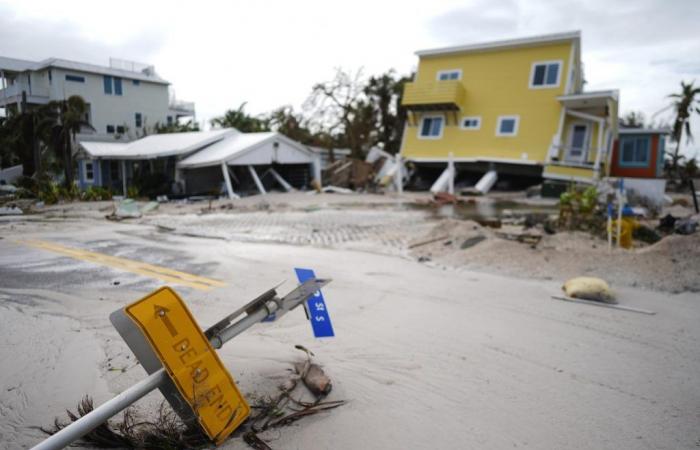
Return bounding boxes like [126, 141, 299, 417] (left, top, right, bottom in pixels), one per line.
[109, 58, 156, 75]
[169, 100, 195, 113]
[0, 83, 50, 104]
[547, 145, 602, 168]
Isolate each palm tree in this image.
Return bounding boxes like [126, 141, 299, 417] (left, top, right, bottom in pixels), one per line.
[44, 96, 93, 187]
[211, 102, 270, 132]
[668, 81, 700, 173]
[0, 106, 54, 176]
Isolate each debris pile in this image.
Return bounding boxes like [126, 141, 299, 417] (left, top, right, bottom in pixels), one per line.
[106, 199, 159, 221]
[42, 346, 344, 449]
[322, 159, 375, 191]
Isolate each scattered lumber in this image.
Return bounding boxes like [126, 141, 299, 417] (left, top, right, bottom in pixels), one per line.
[408, 235, 450, 249]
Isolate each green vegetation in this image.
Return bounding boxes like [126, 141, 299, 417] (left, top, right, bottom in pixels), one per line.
[559, 185, 603, 232]
[210, 69, 411, 159]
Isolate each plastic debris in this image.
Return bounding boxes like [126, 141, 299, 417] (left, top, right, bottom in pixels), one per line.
[674, 217, 698, 235]
[0, 205, 23, 215]
[140, 202, 159, 213]
[108, 199, 142, 220]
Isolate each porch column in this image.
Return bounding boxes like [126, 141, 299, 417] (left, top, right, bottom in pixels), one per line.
[221, 161, 237, 200]
[593, 122, 606, 177]
[447, 152, 455, 195]
[394, 154, 403, 195]
[549, 107, 568, 163]
[311, 155, 322, 185]
[121, 160, 127, 197]
[248, 165, 267, 195]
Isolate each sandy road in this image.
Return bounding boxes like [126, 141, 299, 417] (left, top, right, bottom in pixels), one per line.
[0, 217, 698, 449]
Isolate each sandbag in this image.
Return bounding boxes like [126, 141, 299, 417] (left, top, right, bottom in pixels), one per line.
[562, 276, 616, 304]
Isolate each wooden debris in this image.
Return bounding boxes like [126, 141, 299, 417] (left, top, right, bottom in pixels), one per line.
[551, 295, 656, 315]
[322, 158, 376, 190]
[408, 235, 450, 249]
[495, 231, 542, 245]
[432, 192, 458, 204]
[244, 432, 274, 450]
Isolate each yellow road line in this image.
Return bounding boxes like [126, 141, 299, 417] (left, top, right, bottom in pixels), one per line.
[19, 239, 226, 291]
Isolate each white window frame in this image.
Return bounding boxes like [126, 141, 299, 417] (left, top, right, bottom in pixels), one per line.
[436, 69, 462, 81]
[496, 115, 520, 137]
[460, 116, 481, 130]
[418, 114, 445, 140]
[529, 60, 563, 89]
[83, 160, 95, 182]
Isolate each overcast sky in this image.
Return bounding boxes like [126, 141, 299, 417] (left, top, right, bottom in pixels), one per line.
[1, 0, 698, 156]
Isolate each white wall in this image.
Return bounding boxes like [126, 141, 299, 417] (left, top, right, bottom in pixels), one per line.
[50, 68, 171, 140]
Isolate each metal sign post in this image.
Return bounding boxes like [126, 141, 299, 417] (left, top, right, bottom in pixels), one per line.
[31, 277, 330, 450]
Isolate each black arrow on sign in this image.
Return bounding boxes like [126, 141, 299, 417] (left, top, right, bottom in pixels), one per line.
[154, 305, 178, 337]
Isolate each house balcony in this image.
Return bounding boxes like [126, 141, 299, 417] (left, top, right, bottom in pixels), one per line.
[402, 80, 465, 111]
[168, 99, 195, 118]
[0, 83, 50, 107]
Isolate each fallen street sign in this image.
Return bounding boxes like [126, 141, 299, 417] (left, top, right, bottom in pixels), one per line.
[295, 268, 335, 338]
[37, 279, 330, 450]
[112, 287, 250, 445]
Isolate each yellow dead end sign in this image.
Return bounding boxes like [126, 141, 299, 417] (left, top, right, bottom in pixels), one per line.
[124, 287, 250, 444]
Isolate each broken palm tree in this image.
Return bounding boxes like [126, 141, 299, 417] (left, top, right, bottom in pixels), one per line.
[41, 346, 345, 449]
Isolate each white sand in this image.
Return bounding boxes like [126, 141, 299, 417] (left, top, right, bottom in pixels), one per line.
[0, 195, 699, 449]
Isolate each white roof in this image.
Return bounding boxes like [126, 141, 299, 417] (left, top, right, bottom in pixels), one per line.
[178, 132, 315, 168]
[619, 128, 670, 135]
[79, 129, 237, 160]
[558, 90, 619, 101]
[79, 141, 129, 157]
[0, 56, 35, 72]
[0, 56, 169, 84]
[416, 31, 581, 58]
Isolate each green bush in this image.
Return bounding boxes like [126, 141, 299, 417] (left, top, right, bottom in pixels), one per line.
[559, 184, 603, 232]
[127, 186, 140, 199]
[83, 186, 113, 201]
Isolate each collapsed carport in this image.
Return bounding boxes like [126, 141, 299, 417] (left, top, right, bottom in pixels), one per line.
[177, 132, 322, 198]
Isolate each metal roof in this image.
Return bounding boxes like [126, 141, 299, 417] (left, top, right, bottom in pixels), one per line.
[558, 90, 619, 101]
[0, 56, 36, 72]
[78, 141, 130, 158]
[619, 128, 670, 135]
[0, 56, 169, 84]
[177, 132, 276, 168]
[178, 131, 320, 169]
[79, 129, 238, 160]
[416, 31, 581, 58]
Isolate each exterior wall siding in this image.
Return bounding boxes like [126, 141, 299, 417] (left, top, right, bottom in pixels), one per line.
[402, 42, 573, 164]
[610, 134, 661, 179]
[50, 68, 171, 139]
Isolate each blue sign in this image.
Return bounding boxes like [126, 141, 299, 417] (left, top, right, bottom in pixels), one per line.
[294, 268, 334, 338]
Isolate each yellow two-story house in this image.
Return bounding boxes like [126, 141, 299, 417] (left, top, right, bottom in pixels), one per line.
[400, 31, 619, 190]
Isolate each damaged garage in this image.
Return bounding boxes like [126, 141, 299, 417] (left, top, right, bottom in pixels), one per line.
[177, 132, 322, 198]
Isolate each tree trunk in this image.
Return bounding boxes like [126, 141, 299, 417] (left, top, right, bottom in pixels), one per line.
[63, 132, 73, 188]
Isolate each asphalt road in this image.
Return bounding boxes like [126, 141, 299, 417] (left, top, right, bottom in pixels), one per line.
[0, 217, 698, 449]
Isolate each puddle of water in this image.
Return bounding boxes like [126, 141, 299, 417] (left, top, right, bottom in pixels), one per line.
[405, 200, 558, 221]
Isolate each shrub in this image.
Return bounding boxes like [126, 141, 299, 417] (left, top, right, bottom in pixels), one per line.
[83, 186, 113, 201]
